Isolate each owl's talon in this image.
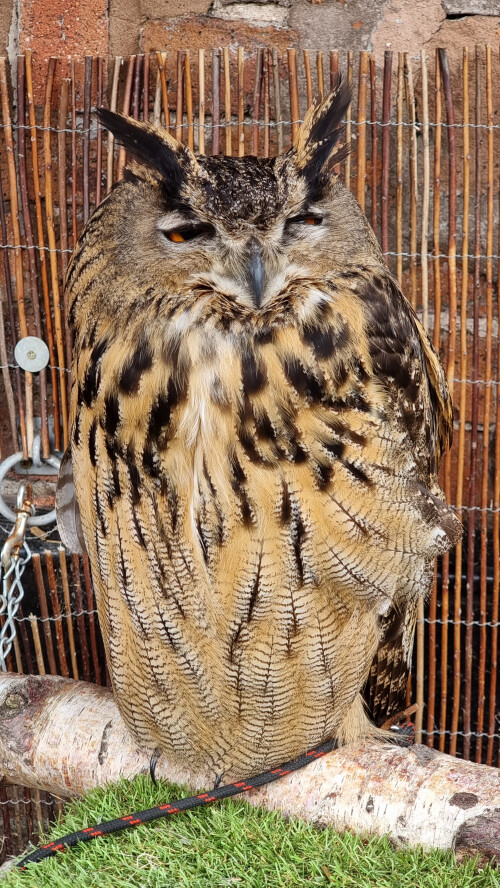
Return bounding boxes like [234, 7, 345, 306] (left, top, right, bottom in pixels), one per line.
[213, 773, 223, 790]
[389, 723, 415, 747]
[150, 748, 162, 785]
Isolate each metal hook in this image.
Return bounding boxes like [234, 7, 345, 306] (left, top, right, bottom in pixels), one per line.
[1, 484, 35, 571]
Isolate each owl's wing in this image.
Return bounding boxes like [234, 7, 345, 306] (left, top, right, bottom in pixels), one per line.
[359, 272, 457, 724]
[365, 606, 407, 725]
[55, 448, 86, 555]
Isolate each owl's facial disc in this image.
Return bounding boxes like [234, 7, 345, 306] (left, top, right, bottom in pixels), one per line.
[156, 199, 329, 311]
[204, 214, 327, 310]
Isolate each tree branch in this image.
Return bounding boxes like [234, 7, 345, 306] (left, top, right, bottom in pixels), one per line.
[0, 673, 498, 860]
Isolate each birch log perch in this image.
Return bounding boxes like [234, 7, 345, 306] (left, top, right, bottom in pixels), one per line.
[0, 673, 499, 861]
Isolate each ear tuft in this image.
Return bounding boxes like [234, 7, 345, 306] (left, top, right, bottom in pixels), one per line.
[294, 78, 351, 184]
[97, 109, 196, 193]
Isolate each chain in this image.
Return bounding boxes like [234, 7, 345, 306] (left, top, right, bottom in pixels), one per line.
[0, 484, 35, 671]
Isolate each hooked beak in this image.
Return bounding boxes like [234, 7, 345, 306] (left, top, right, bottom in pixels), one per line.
[246, 240, 266, 308]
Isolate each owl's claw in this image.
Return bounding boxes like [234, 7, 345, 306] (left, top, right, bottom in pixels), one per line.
[150, 748, 162, 785]
[389, 723, 415, 747]
[213, 773, 223, 790]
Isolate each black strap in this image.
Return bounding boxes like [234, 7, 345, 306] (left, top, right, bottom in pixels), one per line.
[17, 738, 338, 869]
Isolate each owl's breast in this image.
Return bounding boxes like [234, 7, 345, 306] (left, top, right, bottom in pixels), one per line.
[69, 275, 459, 775]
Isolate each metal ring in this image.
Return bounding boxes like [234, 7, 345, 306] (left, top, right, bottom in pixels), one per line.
[0, 451, 57, 526]
[31, 434, 42, 468]
[28, 434, 61, 474]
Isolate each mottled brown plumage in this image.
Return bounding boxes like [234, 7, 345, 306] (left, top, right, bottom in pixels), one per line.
[58, 83, 461, 780]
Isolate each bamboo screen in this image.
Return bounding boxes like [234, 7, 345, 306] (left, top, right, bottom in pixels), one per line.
[0, 46, 499, 861]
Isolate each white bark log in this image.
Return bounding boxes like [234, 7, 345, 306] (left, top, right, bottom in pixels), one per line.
[0, 673, 499, 860]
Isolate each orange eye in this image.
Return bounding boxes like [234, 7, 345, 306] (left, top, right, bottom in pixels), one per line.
[286, 214, 323, 227]
[163, 224, 215, 243]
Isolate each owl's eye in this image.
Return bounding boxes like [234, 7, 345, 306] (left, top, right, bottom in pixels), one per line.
[286, 214, 323, 227]
[162, 224, 214, 243]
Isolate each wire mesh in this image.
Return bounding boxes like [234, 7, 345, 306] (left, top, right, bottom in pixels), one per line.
[0, 45, 499, 862]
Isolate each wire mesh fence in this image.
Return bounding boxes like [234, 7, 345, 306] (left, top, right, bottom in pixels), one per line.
[0, 45, 499, 862]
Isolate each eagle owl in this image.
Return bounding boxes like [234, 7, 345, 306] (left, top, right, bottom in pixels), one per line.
[58, 82, 461, 780]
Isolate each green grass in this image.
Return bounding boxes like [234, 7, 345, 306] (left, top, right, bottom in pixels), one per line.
[2, 776, 498, 888]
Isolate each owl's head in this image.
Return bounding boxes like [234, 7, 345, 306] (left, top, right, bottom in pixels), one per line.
[93, 82, 381, 324]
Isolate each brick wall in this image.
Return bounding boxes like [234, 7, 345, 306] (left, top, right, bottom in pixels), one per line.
[1, 0, 500, 83]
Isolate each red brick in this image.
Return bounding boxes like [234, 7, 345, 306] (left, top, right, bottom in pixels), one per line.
[19, 0, 109, 105]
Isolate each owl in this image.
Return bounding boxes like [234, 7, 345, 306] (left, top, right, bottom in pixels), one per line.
[57, 81, 461, 781]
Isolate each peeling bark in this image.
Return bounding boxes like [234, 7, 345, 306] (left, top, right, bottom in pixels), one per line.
[0, 673, 499, 856]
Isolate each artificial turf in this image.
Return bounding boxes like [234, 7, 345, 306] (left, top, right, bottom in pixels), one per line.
[2, 775, 498, 887]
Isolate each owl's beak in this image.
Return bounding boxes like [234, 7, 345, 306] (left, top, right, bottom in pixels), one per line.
[246, 240, 266, 309]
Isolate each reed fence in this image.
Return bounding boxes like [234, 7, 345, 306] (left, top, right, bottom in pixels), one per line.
[0, 45, 499, 862]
